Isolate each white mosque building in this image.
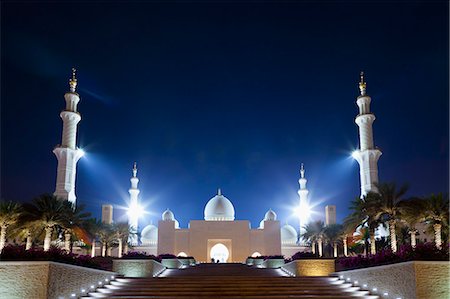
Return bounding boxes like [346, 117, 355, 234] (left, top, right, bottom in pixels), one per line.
[116, 163, 308, 262]
[54, 70, 381, 261]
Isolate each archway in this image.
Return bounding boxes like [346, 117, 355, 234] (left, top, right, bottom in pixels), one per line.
[210, 243, 229, 263]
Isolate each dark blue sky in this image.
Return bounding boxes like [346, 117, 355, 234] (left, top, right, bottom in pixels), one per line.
[1, 1, 448, 230]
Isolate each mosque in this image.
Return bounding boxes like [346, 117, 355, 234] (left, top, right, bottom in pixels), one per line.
[53, 70, 380, 261]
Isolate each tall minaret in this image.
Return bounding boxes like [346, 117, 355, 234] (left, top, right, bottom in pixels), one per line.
[53, 68, 84, 205]
[352, 72, 382, 197]
[297, 163, 309, 243]
[128, 162, 140, 244]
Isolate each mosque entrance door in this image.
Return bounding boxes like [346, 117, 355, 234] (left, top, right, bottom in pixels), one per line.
[210, 243, 229, 263]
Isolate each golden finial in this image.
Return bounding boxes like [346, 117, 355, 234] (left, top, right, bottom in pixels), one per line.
[69, 68, 77, 92]
[359, 71, 367, 96]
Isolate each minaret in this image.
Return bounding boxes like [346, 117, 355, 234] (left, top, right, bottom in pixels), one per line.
[297, 163, 309, 243]
[352, 72, 382, 197]
[53, 68, 84, 205]
[128, 162, 140, 244]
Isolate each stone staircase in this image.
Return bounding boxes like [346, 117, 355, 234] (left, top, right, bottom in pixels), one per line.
[83, 263, 379, 298]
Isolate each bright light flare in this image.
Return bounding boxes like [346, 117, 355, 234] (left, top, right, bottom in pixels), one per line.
[127, 202, 144, 219]
[351, 150, 359, 160]
[78, 148, 85, 157]
[294, 201, 312, 223]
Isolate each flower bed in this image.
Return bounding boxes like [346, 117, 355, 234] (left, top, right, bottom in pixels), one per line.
[0, 245, 113, 271]
[336, 243, 448, 271]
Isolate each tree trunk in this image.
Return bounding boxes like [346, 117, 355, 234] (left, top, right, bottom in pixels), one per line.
[64, 232, 71, 252]
[318, 238, 323, 257]
[433, 223, 442, 249]
[91, 238, 96, 258]
[311, 241, 316, 254]
[26, 230, 32, 250]
[343, 238, 348, 257]
[102, 242, 106, 257]
[389, 220, 397, 253]
[370, 231, 376, 255]
[410, 231, 416, 248]
[333, 241, 338, 258]
[0, 225, 7, 252]
[44, 226, 53, 251]
[118, 239, 123, 258]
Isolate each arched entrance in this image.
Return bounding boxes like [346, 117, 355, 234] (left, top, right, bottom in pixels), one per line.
[210, 243, 229, 263]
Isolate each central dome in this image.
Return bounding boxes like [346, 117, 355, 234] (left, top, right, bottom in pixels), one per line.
[204, 189, 235, 221]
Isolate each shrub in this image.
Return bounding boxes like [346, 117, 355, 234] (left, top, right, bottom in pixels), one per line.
[0, 244, 113, 271]
[265, 255, 284, 260]
[291, 251, 319, 260]
[121, 251, 158, 261]
[336, 242, 449, 271]
[157, 253, 177, 260]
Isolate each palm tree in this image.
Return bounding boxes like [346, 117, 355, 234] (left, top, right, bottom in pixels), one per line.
[421, 193, 449, 249]
[398, 197, 425, 247]
[371, 182, 409, 253]
[98, 223, 116, 257]
[303, 220, 325, 257]
[324, 224, 343, 257]
[12, 214, 41, 250]
[0, 200, 22, 251]
[343, 195, 380, 255]
[83, 218, 103, 257]
[114, 222, 131, 258]
[61, 202, 91, 252]
[23, 194, 68, 251]
[353, 226, 371, 256]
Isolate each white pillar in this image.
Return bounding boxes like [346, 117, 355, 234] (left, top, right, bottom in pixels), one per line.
[318, 238, 323, 257]
[128, 162, 140, 244]
[53, 69, 83, 206]
[343, 238, 348, 257]
[118, 239, 123, 258]
[297, 164, 309, 244]
[352, 72, 382, 198]
[91, 240, 96, 258]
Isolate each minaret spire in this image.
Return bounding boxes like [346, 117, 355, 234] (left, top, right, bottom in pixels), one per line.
[352, 72, 382, 197]
[128, 162, 141, 244]
[359, 71, 366, 96]
[132, 161, 137, 177]
[217, 188, 222, 196]
[297, 163, 309, 244]
[53, 68, 84, 205]
[69, 68, 77, 92]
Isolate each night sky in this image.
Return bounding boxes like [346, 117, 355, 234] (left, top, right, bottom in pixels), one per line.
[1, 1, 448, 230]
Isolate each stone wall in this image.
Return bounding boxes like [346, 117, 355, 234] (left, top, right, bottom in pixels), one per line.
[0, 261, 49, 299]
[334, 261, 449, 299]
[113, 259, 166, 277]
[0, 261, 116, 299]
[47, 262, 117, 299]
[282, 259, 335, 276]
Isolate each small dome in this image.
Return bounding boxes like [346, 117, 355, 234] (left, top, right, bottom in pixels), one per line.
[204, 189, 235, 221]
[174, 219, 180, 229]
[281, 224, 298, 245]
[141, 224, 158, 245]
[264, 209, 277, 221]
[162, 209, 174, 221]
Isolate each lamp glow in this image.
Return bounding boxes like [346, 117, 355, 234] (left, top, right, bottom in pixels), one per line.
[351, 150, 359, 159]
[127, 202, 144, 219]
[295, 201, 311, 223]
[78, 148, 85, 157]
